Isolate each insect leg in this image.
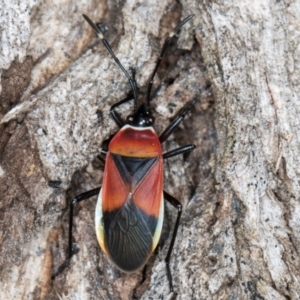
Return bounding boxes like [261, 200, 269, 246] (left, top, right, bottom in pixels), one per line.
[163, 191, 183, 292]
[110, 93, 134, 127]
[52, 187, 101, 280]
[159, 98, 196, 143]
[100, 149, 107, 156]
[97, 153, 106, 167]
[146, 15, 194, 107]
[83, 14, 138, 110]
[163, 144, 195, 159]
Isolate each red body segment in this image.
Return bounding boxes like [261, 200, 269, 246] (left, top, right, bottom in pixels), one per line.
[133, 160, 163, 216]
[103, 125, 163, 216]
[101, 152, 163, 216]
[109, 125, 162, 157]
[100, 154, 129, 212]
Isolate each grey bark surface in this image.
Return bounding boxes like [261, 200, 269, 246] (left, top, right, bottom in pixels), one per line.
[0, 0, 299, 299]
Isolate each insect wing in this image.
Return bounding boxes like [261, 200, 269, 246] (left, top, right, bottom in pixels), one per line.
[95, 152, 164, 271]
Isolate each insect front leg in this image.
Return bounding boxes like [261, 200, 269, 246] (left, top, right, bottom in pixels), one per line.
[110, 93, 135, 127]
[159, 98, 196, 143]
[163, 191, 183, 292]
[52, 187, 101, 280]
[97, 148, 107, 166]
[97, 153, 106, 165]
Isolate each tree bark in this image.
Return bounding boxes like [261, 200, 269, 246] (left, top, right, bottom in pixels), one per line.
[1, 0, 299, 299]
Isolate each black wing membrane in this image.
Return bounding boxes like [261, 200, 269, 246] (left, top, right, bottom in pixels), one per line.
[103, 197, 157, 271]
[111, 154, 158, 189]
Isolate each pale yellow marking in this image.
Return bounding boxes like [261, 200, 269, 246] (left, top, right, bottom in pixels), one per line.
[152, 193, 164, 251]
[95, 189, 108, 254]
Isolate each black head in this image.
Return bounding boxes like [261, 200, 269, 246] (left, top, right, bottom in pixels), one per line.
[126, 104, 155, 127]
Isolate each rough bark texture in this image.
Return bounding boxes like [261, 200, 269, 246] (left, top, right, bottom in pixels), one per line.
[0, 0, 299, 299]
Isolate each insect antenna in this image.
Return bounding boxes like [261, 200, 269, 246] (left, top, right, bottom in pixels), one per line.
[146, 14, 194, 109]
[83, 14, 138, 110]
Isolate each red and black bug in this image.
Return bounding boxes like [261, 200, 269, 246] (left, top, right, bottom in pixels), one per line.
[52, 14, 195, 292]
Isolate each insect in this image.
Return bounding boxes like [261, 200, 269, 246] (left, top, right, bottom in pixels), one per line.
[52, 13, 195, 292]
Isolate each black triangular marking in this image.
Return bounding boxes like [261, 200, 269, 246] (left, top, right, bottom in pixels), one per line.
[111, 154, 158, 188]
[111, 154, 131, 185]
[122, 156, 153, 175]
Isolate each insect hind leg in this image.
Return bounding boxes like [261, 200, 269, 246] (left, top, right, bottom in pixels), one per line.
[163, 191, 183, 292]
[51, 187, 101, 280]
